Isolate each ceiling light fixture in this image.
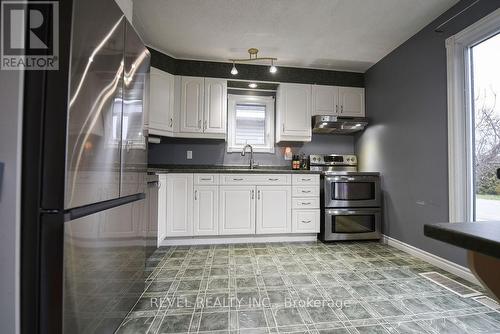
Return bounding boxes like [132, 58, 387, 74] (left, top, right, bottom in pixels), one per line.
[230, 61, 238, 75]
[229, 48, 277, 75]
[248, 83, 258, 88]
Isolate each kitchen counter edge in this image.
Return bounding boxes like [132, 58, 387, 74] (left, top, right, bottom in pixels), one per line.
[148, 166, 322, 174]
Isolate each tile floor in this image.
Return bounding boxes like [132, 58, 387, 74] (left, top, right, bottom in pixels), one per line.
[116, 242, 500, 334]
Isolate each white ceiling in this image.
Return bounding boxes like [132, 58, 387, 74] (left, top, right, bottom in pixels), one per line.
[132, 0, 459, 72]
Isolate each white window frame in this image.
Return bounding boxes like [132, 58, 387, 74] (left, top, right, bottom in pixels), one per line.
[227, 94, 275, 153]
[447, 8, 500, 222]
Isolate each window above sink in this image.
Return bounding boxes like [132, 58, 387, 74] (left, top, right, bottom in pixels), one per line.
[227, 94, 275, 153]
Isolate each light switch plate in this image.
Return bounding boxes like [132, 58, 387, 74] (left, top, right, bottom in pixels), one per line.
[186, 150, 193, 160]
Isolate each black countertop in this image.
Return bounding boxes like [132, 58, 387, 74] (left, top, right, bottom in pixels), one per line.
[424, 222, 500, 259]
[148, 164, 322, 174]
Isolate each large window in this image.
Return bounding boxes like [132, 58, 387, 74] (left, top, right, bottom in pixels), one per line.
[447, 9, 500, 222]
[227, 94, 275, 153]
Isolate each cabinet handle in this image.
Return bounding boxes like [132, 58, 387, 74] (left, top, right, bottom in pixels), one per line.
[257, 190, 260, 200]
[301, 202, 311, 205]
[336, 105, 338, 113]
[282, 123, 285, 132]
[268, 178, 279, 181]
[169, 118, 173, 127]
[340, 105, 343, 114]
[204, 120, 207, 130]
[251, 190, 254, 199]
[233, 178, 243, 181]
[200, 178, 212, 181]
[301, 190, 312, 193]
[194, 190, 198, 200]
[301, 220, 312, 224]
[198, 119, 202, 128]
[301, 178, 311, 181]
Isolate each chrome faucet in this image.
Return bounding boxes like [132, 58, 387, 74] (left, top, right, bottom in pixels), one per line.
[241, 144, 257, 169]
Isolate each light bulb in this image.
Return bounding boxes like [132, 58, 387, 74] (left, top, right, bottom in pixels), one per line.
[231, 62, 238, 75]
[248, 83, 258, 88]
[269, 59, 277, 73]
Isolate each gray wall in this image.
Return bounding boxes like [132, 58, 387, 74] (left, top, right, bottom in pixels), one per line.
[0, 70, 23, 333]
[149, 134, 354, 166]
[355, 0, 500, 266]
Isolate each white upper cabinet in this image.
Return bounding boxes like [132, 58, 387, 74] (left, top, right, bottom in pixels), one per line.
[276, 83, 312, 142]
[312, 85, 337, 116]
[149, 67, 175, 136]
[165, 174, 193, 237]
[256, 186, 291, 234]
[180, 76, 205, 133]
[338, 87, 365, 117]
[312, 85, 365, 117]
[179, 76, 227, 139]
[204, 78, 227, 134]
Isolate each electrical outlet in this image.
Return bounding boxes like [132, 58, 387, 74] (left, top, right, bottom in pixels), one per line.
[186, 150, 193, 160]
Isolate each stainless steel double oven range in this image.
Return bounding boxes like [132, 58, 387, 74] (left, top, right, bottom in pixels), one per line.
[310, 154, 381, 241]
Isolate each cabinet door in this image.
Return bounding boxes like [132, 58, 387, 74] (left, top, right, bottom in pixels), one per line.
[219, 186, 255, 235]
[158, 174, 167, 242]
[256, 186, 291, 234]
[180, 76, 204, 133]
[204, 78, 227, 134]
[338, 87, 365, 117]
[277, 83, 312, 142]
[149, 67, 175, 134]
[166, 174, 193, 237]
[312, 85, 338, 116]
[193, 185, 218, 236]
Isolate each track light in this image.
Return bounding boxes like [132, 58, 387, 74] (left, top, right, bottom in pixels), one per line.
[231, 62, 238, 75]
[248, 83, 258, 88]
[229, 48, 277, 76]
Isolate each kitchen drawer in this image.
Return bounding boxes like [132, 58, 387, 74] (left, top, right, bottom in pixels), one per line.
[292, 210, 320, 233]
[220, 174, 291, 186]
[292, 197, 320, 209]
[194, 174, 219, 185]
[292, 186, 319, 197]
[292, 174, 319, 185]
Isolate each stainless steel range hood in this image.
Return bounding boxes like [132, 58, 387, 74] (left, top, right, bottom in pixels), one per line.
[312, 115, 368, 134]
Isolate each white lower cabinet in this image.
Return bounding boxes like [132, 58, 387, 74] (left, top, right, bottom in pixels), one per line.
[219, 186, 256, 235]
[165, 174, 193, 237]
[158, 174, 167, 242]
[256, 186, 291, 234]
[292, 174, 320, 233]
[193, 185, 219, 236]
[159, 173, 320, 240]
[292, 210, 320, 233]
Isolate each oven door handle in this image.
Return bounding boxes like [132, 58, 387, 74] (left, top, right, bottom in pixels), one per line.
[325, 176, 356, 182]
[325, 176, 379, 182]
[326, 209, 381, 215]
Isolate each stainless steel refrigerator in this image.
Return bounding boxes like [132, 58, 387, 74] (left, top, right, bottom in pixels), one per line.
[21, 0, 151, 333]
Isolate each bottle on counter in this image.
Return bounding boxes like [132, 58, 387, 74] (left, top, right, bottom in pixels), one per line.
[292, 155, 300, 170]
[300, 153, 309, 170]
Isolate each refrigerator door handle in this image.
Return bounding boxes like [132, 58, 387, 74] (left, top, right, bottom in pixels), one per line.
[65, 193, 145, 221]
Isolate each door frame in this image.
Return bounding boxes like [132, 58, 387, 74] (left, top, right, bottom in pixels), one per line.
[447, 8, 500, 222]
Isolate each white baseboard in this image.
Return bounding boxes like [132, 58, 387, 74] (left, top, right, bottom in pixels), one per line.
[159, 234, 318, 246]
[381, 235, 480, 285]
